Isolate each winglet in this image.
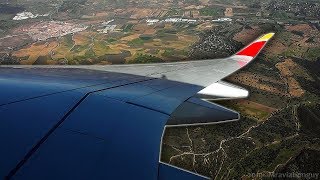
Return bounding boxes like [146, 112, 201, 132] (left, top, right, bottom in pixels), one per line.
[258, 33, 275, 41]
[231, 32, 275, 67]
[236, 32, 275, 57]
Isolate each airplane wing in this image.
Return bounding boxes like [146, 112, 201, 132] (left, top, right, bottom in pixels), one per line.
[0, 33, 274, 179]
[57, 33, 274, 87]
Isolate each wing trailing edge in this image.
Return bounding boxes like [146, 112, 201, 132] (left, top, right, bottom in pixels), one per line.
[158, 162, 209, 180]
[196, 80, 249, 100]
[167, 97, 239, 126]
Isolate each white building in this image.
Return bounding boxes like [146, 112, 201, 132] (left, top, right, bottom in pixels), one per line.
[212, 18, 232, 22]
[13, 12, 49, 21]
[102, 25, 117, 33]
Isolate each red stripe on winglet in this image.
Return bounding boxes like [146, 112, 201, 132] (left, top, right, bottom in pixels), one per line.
[236, 41, 266, 57]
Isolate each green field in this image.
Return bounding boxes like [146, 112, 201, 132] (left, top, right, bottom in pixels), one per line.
[199, 7, 224, 17]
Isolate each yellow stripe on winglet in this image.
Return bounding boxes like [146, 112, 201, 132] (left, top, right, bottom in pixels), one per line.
[258, 33, 275, 41]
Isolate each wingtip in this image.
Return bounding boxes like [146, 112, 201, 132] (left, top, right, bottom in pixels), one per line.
[257, 32, 275, 42]
[232, 32, 275, 67]
[235, 32, 275, 58]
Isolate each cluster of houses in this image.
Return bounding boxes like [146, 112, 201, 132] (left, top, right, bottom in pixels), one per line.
[146, 17, 232, 25]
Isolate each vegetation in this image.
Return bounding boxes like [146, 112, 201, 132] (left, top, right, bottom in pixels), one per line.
[304, 47, 320, 61]
[157, 29, 178, 35]
[199, 7, 224, 17]
[139, 35, 152, 41]
[128, 38, 145, 46]
[106, 38, 117, 43]
[128, 53, 162, 64]
[272, 11, 290, 19]
[166, 9, 183, 16]
[298, 104, 320, 138]
[291, 30, 304, 37]
[122, 24, 134, 32]
[277, 31, 292, 46]
[59, 0, 86, 11]
[0, 4, 24, 14]
[162, 48, 175, 57]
